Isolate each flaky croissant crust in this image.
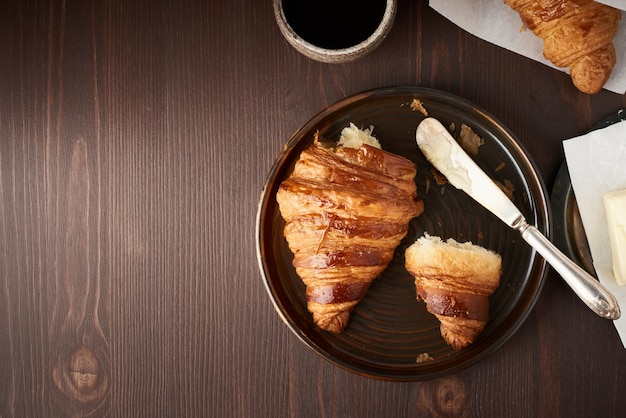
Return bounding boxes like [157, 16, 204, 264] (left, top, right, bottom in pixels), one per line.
[405, 236, 502, 350]
[277, 139, 424, 333]
[505, 0, 621, 93]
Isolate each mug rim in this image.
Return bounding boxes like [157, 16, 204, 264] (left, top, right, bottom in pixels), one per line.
[273, 0, 398, 63]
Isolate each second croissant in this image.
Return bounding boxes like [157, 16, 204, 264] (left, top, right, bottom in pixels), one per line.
[505, 0, 622, 94]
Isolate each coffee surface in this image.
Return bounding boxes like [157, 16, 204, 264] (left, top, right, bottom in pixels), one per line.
[282, 0, 387, 49]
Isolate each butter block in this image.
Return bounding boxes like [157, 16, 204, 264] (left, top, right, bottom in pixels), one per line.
[604, 189, 626, 285]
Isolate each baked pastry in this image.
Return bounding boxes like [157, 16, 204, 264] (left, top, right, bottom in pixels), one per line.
[405, 235, 502, 349]
[504, 0, 621, 94]
[276, 125, 424, 333]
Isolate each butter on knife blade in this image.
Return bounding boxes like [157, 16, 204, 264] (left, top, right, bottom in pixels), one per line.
[415, 117, 621, 320]
[415, 117, 522, 228]
[415, 121, 473, 193]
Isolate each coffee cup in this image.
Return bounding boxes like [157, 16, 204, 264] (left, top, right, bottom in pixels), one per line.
[273, 0, 397, 64]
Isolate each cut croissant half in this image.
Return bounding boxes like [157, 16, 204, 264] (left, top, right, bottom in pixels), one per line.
[276, 126, 424, 333]
[504, 0, 621, 94]
[405, 234, 502, 350]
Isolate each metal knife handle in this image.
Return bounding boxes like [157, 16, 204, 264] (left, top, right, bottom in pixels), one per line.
[518, 221, 621, 320]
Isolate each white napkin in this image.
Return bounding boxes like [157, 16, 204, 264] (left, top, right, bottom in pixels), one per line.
[599, 1, 626, 9]
[429, 0, 626, 94]
[563, 116, 626, 347]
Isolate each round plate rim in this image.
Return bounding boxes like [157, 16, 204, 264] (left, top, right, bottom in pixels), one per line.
[256, 86, 550, 381]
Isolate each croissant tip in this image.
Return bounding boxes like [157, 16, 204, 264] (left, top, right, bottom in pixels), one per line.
[441, 328, 474, 351]
[314, 311, 351, 334]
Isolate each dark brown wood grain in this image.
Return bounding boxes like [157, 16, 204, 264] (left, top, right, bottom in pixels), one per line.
[1, 0, 626, 416]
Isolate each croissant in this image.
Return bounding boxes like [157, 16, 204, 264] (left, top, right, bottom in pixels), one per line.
[276, 133, 424, 333]
[405, 235, 502, 350]
[504, 0, 621, 94]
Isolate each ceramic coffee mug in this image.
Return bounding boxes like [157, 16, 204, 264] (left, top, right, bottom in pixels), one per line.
[273, 0, 397, 64]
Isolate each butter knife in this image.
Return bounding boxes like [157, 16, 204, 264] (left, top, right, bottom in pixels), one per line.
[416, 117, 620, 320]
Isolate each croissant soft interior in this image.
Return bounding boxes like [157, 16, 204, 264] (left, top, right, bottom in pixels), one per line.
[405, 234, 502, 350]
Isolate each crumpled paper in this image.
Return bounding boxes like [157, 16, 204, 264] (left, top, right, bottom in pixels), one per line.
[563, 116, 626, 347]
[429, 0, 626, 94]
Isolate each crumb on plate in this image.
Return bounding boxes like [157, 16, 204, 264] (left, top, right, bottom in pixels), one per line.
[496, 179, 515, 201]
[416, 352, 434, 364]
[410, 99, 428, 116]
[431, 168, 448, 186]
[459, 124, 484, 156]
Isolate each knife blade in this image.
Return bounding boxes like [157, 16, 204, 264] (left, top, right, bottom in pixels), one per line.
[416, 117, 620, 320]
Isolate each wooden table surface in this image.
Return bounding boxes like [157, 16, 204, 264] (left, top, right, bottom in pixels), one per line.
[2, 0, 626, 417]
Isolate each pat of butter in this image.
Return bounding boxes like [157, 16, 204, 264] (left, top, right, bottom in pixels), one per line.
[604, 189, 626, 286]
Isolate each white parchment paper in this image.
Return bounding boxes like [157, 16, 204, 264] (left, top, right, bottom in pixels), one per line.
[598, 1, 626, 9]
[429, 0, 626, 94]
[563, 116, 626, 347]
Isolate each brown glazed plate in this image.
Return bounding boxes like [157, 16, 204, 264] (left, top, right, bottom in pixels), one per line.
[551, 110, 626, 276]
[256, 86, 550, 381]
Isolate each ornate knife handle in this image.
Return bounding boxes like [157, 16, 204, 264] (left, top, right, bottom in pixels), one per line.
[518, 220, 621, 320]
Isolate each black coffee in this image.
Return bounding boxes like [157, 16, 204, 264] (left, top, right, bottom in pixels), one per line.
[282, 0, 387, 50]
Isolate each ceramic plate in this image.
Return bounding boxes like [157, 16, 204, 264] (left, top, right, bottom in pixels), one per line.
[551, 110, 626, 275]
[256, 86, 549, 381]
